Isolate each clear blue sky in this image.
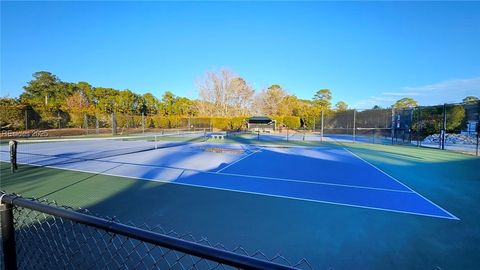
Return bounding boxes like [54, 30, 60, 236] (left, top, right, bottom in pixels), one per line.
[2, 1, 479, 108]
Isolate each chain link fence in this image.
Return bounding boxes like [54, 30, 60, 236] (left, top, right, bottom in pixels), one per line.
[0, 193, 311, 270]
[2, 101, 479, 155]
[313, 101, 480, 156]
[1, 109, 215, 138]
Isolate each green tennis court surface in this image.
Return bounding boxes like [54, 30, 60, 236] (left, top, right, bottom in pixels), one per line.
[1, 140, 479, 269]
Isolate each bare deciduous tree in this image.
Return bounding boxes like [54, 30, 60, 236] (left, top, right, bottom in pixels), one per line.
[196, 69, 254, 116]
[253, 85, 287, 116]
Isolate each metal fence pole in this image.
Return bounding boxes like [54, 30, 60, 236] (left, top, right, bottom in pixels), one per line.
[441, 103, 447, 150]
[477, 100, 480, 156]
[84, 113, 88, 135]
[95, 116, 99, 135]
[111, 112, 117, 136]
[418, 107, 423, 147]
[1, 194, 295, 270]
[391, 108, 395, 145]
[0, 201, 17, 270]
[321, 110, 324, 142]
[142, 112, 145, 134]
[409, 108, 413, 144]
[24, 109, 28, 131]
[353, 109, 356, 143]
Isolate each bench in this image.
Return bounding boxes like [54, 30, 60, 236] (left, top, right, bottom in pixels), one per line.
[210, 134, 225, 140]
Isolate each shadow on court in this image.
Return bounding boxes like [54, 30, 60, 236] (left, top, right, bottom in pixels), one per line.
[1, 141, 480, 269]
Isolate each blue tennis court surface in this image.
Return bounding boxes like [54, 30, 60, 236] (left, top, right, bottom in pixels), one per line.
[0, 140, 457, 220]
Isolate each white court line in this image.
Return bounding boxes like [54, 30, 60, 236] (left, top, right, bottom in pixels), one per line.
[215, 170, 414, 193]
[336, 142, 460, 220]
[4, 160, 458, 220]
[216, 150, 260, 173]
[1, 151, 415, 193]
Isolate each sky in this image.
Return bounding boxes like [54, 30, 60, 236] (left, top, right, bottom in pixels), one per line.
[1, 1, 479, 109]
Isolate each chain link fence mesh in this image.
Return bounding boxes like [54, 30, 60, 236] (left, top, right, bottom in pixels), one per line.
[2, 101, 479, 155]
[1, 194, 312, 270]
[313, 101, 479, 156]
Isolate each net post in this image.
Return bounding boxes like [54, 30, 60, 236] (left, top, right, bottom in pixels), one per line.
[0, 199, 17, 270]
[9, 140, 18, 173]
[154, 135, 158, 149]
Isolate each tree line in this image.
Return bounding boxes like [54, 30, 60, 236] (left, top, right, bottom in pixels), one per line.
[0, 70, 348, 130]
[1, 70, 478, 131]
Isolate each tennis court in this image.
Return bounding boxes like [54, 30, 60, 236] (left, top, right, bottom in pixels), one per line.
[0, 135, 457, 219]
[1, 134, 479, 269]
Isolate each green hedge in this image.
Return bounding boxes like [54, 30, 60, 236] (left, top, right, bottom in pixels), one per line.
[230, 117, 247, 130]
[283, 116, 301, 129]
[0, 105, 25, 130]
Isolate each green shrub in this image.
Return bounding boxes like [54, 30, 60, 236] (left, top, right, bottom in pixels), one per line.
[211, 118, 230, 130]
[446, 105, 465, 132]
[145, 116, 155, 128]
[168, 116, 183, 128]
[0, 105, 25, 130]
[230, 117, 246, 130]
[283, 116, 301, 129]
[153, 116, 169, 128]
[191, 117, 211, 128]
[68, 112, 85, 128]
[271, 116, 284, 126]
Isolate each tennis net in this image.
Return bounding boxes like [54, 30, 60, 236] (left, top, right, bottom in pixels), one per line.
[2, 131, 206, 164]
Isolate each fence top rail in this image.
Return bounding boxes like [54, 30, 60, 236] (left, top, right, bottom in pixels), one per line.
[0, 193, 298, 270]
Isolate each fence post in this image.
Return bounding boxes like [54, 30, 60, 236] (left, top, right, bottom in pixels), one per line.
[477, 100, 480, 156]
[391, 108, 395, 145]
[441, 104, 447, 150]
[95, 116, 100, 135]
[0, 201, 17, 270]
[142, 112, 145, 134]
[409, 108, 413, 144]
[413, 108, 418, 147]
[24, 109, 28, 131]
[321, 110, 324, 142]
[84, 113, 88, 135]
[111, 113, 117, 136]
[353, 110, 356, 143]
[418, 108, 422, 147]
